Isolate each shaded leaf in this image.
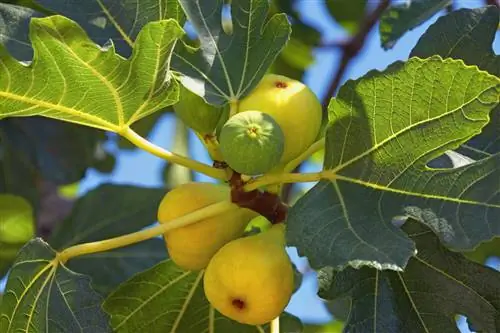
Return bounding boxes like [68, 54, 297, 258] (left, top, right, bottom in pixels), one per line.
[0, 2, 44, 60]
[326, 0, 366, 34]
[0, 15, 182, 133]
[49, 184, 168, 296]
[0, 238, 111, 332]
[287, 57, 500, 271]
[411, 6, 500, 155]
[172, 0, 291, 105]
[379, 0, 450, 49]
[103, 259, 299, 332]
[318, 220, 500, 333]
[0, 117, 104, 184]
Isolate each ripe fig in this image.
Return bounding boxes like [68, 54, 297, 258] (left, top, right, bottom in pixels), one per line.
[239, 74, 322, 165]
[219, 110, 284, 175]
[174, 84, 224, 134]
[204, 224, 294, 325]
[157, 182, 257, 270]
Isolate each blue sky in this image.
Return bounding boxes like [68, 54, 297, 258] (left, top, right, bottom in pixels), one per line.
[1, 0, 498, 330]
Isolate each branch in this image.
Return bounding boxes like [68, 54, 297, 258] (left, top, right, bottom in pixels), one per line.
[321, 0, 391, 110]
[485, 0, 499, 7]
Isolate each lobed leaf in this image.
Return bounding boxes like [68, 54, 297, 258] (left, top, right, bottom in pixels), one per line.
[318, 220, 500, 333]
[411, 6, 500, 155]
[0, 239, 111, 332]
[287, 56, 500, 271]
[171, 0, 291, 105]
[0, 15, 183, 133]
[379, 0, 450, 49]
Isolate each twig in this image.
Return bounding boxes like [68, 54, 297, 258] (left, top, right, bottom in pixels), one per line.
[486, 0, 499, 7]
[321, 0, 391, 110]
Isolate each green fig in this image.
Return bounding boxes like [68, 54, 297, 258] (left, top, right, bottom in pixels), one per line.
[219, 110, 284, 175]
[174, 84, 224, 134]
[204, 223, 294, 325]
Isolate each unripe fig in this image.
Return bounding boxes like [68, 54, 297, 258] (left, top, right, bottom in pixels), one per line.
[219, 110, 284, 175]
[204, 224, 294, 325]
[239, 74, 322, 165]
[157, 182, 257, 271]
[174, 84, 224, 134]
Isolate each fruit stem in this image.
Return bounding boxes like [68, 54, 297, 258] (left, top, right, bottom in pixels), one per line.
[284, 138, 325, 173]
[243, 170, 330, 192]
[271, 317, 280, 333]
[121, 126, 226, 180]
[57, 201, 235, 264]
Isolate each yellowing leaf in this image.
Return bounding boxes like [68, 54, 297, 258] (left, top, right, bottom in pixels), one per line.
[0, 15, 183, 133]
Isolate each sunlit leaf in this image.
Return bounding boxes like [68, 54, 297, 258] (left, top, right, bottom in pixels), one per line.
[49, 184, 168, 296]
[318, 220, 500, 333]
[171, 0, 291, 105]
[103, 259, 302, 332]
[411, 6, 500, 155]
[287, 56, 500, 270]
[0, 239, 111, 332]
[379, 0, 450, 49]
[0, 15, 183, 133]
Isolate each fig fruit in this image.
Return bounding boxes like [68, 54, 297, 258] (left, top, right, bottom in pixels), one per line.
[174, 84, 224, 134]
[204, 224, 294, 325]
[239, 74, 322, 165]
[219, 110, 284, 175]
[157, 182, 257, 270]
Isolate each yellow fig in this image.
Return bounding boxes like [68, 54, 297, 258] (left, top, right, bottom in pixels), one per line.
[157, 182, 256, 271]
[238, 74, 322, 165]
[204, 223, 294, 325]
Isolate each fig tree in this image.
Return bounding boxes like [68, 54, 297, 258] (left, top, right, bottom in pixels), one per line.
[219, 110, 284, 175]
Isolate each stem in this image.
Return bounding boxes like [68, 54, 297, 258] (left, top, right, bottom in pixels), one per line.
[229, 100, 239, 118]
[270, 317, 280, 333]
[58, 201, 235, 263]
[121, 127, 226, 180]
[244, 170, 329, 192]
[284, 138, 325, 173]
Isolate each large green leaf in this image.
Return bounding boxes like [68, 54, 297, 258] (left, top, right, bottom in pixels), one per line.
[35, 0, 184, 57]
[0, 194, 34, 276]
[0, 15, 182, 133]
[0, 238, 111, 332]
[103, 259, 302, 333]
[49, 184, 168, 296]
[379, 0, 450, 49]
[171, 0, 291, 105]
[287, 56, 500, 271]
[411, 6, 500, 155]
[318, 220, 500, 333]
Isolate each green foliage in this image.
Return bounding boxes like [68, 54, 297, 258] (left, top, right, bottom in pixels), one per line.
[411, 6, 500, 154]
[0, 15, 182, 132]
[103, 259, 302, 332]
[287, 56, 500, 270]
[0, 239, 111, 332]
[318, 220, 500, 332]
[48, 184, 168, 296]
[379, 0, 451, 49]
[171, 0, 291, 105]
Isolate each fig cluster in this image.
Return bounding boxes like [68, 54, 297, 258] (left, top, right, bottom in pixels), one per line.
[157, 183, 294, 325]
